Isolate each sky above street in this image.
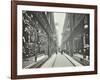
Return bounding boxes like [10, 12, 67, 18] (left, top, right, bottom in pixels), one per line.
[54, 13, 66, 47]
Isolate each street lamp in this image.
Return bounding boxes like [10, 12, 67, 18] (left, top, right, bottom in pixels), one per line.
[84, 24, 88, 29]
[82, 24, 89, 64]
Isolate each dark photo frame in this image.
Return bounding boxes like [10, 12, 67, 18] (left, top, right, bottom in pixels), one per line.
[11, 1, 97, 79]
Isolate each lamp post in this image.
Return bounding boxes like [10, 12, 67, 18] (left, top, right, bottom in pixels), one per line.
[38, 41, 41, 55]
[83, 18, 89, 64]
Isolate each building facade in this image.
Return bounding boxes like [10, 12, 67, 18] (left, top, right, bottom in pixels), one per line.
[61, 13, 89, 60]
[22, 11, 57, 61]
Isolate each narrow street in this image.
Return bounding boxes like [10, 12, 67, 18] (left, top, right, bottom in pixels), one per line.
[41, 52, 82, 68]
[22, 11, 90, 68]
[53, 52, 74, 67]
